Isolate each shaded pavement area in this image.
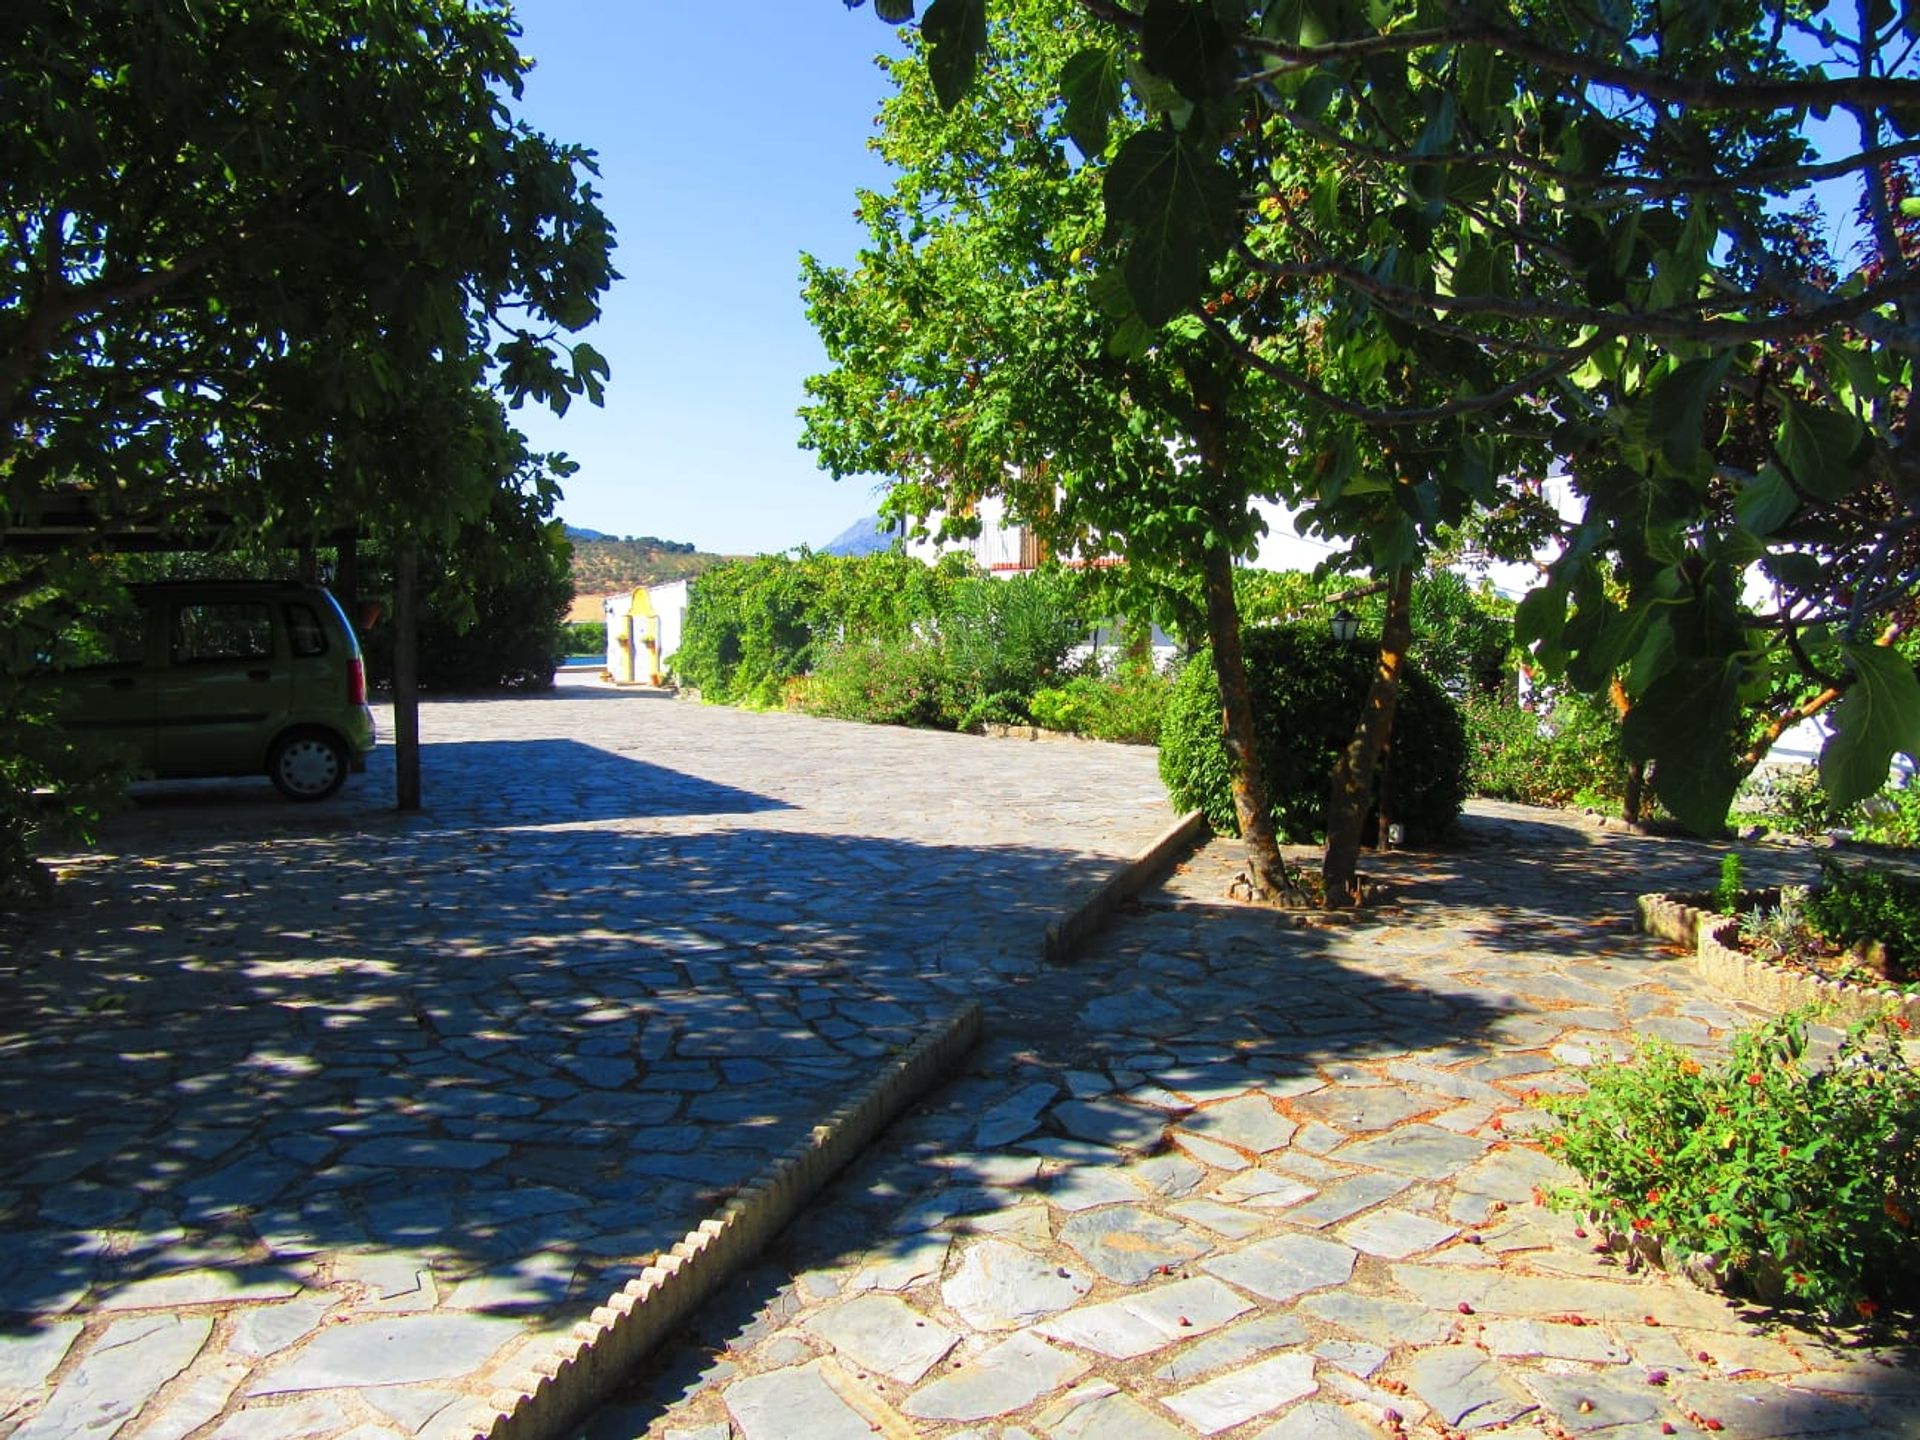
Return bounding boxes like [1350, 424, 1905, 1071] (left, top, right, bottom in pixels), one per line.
[587, 806, 1920, 1440]
[0, 678, 1172, 1438]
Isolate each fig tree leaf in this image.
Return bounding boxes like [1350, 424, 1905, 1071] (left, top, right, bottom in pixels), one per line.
[1819, 643, 1920, 806]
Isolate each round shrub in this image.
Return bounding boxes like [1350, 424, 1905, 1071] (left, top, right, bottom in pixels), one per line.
[1159, 624, 1468, 844]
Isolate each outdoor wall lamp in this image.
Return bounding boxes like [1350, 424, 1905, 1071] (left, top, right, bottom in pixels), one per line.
[1329, 608, 1359, 642]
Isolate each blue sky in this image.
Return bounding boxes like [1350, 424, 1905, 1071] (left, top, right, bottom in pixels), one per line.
[506, 5, 909, 555]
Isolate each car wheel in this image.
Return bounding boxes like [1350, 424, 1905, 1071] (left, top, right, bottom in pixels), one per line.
[268, 729, 348, 801]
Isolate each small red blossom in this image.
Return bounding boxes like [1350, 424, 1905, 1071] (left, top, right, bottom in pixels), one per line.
[1631, 1217, 1654, 1232]
[1746, 1072, 1764, 1086]
[1857, 1297, 1881, 1318]
[1646, 1189, 1663, 1205]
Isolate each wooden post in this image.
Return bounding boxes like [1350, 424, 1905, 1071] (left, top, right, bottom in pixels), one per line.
[394, 544, 421, 812]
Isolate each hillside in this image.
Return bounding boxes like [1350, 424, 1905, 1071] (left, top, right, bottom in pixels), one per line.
[567, 533, 735, 595]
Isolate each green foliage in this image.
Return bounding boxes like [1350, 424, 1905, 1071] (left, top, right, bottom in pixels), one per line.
[359, 496, 573, 693]
[0, 561, 134, 905]
[1540, 1015, 1920, 1320]
[800, 637, 954, 729]
[1458, 689, 1627, 810]
[1735, 765, 1848, 840]
[1854, 774, 1920, 848]
[1714, 853, 1746, 917]
[1159, 624, 1468, 843]
[871, 0, 1920, 844]
[1028, 668, 1172, 745]
[567, 621, 608, 656]
[676, 552, 1097, 729]
[1805, 863, 1920, 971]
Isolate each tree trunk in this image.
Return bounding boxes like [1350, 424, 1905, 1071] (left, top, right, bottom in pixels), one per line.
[1622, 759, 1646, 828]
[1200, 537, 1292, 900]
[1323, 567, 1413, 906]
[393, 544, 422, 813]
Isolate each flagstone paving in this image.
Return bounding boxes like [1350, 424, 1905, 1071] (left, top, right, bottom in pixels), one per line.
[585, 811, 1920, 1440]
[0, 677, 1172, 1438]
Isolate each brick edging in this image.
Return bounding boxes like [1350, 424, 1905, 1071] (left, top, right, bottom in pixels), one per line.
[1045, 808, 1209, 965]
[460, 1001, 985, 1440]
[1637, 892, 1920, 1027]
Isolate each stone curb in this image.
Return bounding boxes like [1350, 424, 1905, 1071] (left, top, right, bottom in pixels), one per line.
[1638, 891, 1920, 1028]
[461, 1001, 985, 1440]
[1044, 808, 1208, 965]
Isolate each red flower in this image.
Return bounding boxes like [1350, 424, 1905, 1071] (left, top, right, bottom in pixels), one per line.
[1746, 1073, 1764, 1086]
[1646, 1189, 1663, 1205]
[1857, 1297, 1880, 1318]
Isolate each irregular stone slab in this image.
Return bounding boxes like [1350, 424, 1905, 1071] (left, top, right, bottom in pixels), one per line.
[805, 1294, 957, 1385]
[94, 1265, 305, 1312]
[725, 1361, 874, 1440]
[1201, 1234, 1356, 1304]
[1080, 988, 1181, 1032]
[1452, 1146, 1576, 1202]
[1153, 1314, 1311, 1384]
[1336, 1207, 1459, 1259]
[1173, 1131, 1253, 1171]
[1278, 1172, 1410, 1228]
[1295, 1291, 1454, 1347]
[1523, 1371, 1663, 1433]
[1311, 1341, 1388, 1379]
[1045, 1167, 1146, 1213]
[16, 1314, 212, 1440]
[929, 1151, 1046, 1188]
[1333, 1124, 1489, 1179]
[1482, 1318, 1629, 1365]
[1406, 1346, 1540, 1430]
[1289, 1086, 1434, 1133]
[1131, 1151, 1208, 1198]
[903, 1332, 1089, 1422]
[849, 1232, 950, 1293]
[1037, 1382, 1188, 1440]
[230, 1297, 338, 1359]
[1169, 1199, 1265, 1240]
[941, 1240, 1091, 1331]
[210, 1395, 352, 1440]
[1180, 1096, 1298, 1153]
[1163, 1352, 1318, 1434]
[443, 1252, 578, 1311]
[0, 1321, 81, 1390]
[1254, 1400, 1387, 1440]
[247, 1313, 523, 1393]
[1389, 1265, 1752, 1333]
[1058, 1206, 1213, 1285]
[889, 1184, 1011, 1237]
[137, 1359, 251, 1440]
[1213, 1170, 1316, 1209]
[1052, 1098, 1167, 1153]
[339, 1136, 508, 1170]
[1035, 1277, 1251, 1358]
[1669, 1378, 1877, 1439]
[975, 1082, 1059, 1147]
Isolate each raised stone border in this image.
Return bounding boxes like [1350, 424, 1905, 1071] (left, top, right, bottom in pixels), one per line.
[461, 1001, 984, 1440]
[1044, 808, 1208, 964]
[1638, 891, 1920, 1028]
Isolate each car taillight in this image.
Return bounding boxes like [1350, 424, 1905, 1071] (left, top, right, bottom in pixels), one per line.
[348, 656, 366, 706]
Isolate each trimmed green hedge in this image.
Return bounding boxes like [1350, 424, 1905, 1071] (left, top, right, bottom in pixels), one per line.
[1160, 623, 1468, 843]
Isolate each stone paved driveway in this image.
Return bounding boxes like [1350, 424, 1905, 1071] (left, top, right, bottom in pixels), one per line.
[589, 809, 1920, 1440]
[0, 677, 1172, 1438]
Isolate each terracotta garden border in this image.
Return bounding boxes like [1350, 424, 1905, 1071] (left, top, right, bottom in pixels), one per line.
[1637, 890, 1920, 1028]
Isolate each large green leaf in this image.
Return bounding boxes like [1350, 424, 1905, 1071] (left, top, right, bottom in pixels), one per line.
[1776, 398, 1868, 501]
[1103, 130, 1236, 325]
[922, 0, 987, 110]
[1646, 352, 1735, 471]
[1141, 0, 1238, 103]
[1061, 48, 1123, 160]
[1819, 644, 1920, 805]
[1622, 658, 1744, 836]
[1733, 464, 1799, 536]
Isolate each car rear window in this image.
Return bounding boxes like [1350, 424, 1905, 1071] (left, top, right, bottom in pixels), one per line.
[284, 603, 328, 657]
[172, 602, 274, 663]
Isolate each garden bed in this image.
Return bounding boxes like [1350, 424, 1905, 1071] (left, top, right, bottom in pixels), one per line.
[1637, 888, 1920, 1028]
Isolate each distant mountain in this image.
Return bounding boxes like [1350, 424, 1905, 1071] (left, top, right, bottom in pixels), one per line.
[568, 535, 731, 595]
[563, 524, 615, 542]
[822, 515, 903, 557]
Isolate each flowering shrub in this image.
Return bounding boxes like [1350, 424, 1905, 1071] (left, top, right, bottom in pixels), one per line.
[1539, 1014, 1920, 1320]
[1028, 669, 1171, 744]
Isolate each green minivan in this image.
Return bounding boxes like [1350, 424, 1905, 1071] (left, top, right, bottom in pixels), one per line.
[39, 581, 377, 800]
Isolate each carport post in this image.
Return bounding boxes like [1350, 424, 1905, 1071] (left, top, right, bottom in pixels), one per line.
[394, 544, 422, 811]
